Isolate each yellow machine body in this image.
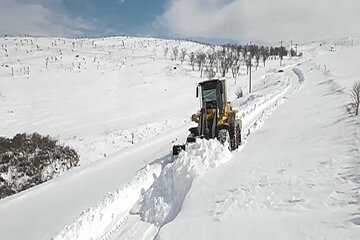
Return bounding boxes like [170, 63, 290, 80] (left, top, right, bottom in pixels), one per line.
[173, 77, 242, 156]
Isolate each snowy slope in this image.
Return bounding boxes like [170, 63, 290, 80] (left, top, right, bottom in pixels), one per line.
[159, 43, 360, 239]
[51, 52, 303, 240]
[1, 36, 360, 240]
[0, 36, 205, 239]
[0, 35, 291, 240]
[0, 36, 206, 165]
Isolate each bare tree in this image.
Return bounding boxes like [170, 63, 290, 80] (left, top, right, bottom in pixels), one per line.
[235, 87, 243, 98]
[180, 48, 187, 64]
[246, 56, 252, 75]
[351, 81, 360, 116]
[172, 47, 179, 61]
[189, 52, 195, 71]
[241, 48, 248, 66]
[231, 64, 240, 80]
[221, 57, 232, 77]
[196, 51, 206, 71]
[164, 47, 169, 58]
[260, 46, 269, 67]
[217, 47, 232, 77]
[255, 52, 261, 70]
[207, 50, 217, 71]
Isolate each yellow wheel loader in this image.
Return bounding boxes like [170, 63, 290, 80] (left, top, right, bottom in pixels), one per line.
[173, 77, 242, 156]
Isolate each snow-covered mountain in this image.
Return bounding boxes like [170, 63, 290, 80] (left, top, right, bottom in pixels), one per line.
[0, 36, 359, 240]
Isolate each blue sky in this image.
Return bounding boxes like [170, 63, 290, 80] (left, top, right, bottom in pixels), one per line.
[61, 0, 167, 36]
[0, 0, 170, 38]
[1, 0, 360, 44]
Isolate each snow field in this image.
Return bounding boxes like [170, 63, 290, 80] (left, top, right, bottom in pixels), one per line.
[51, 139, 233, 240]
[98, 60, 306, 239]
[0, 35, 229, 240]
[159, 55, 360, 239]
[65, 119, 186, 164]
[48, 56, 303, 240]
[0, 36, 210, 167]
[3, 35, 359, 240]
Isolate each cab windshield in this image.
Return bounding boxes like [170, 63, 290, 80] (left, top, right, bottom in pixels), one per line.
[201, 82, 218, 108]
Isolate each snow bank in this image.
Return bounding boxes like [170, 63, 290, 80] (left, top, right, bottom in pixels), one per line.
[53, 163, 162, 240]
[137, 139, 232, 227]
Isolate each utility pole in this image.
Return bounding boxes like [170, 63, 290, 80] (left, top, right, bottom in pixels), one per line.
[247, 50, 252, 93]
[249, 59, 252, 93]
[279, 40, 283, 66]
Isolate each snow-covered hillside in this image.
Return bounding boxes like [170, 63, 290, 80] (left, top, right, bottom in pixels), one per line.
[159, 39, 360, 240]
[0, 36, 359, 240]
[0, 36, 209, 165]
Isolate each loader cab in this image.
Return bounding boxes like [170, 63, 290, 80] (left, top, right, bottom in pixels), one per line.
[197, 78, 227, 114]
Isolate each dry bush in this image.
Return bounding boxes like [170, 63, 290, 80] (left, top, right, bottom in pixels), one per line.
[350, 81, 360, 116]
[0, 133, 79, 199]
[235, 87, 243, 99]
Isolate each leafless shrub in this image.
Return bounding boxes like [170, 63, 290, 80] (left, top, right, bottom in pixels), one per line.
[218, 49, 232, 77]
[196, 51, 206, 71]
[189, 52, 195, 71]
[0, 133, 79, 199]
[164, 47, 169, 58]
[350, 81, 360, 116]
[235, 87, 243, 99]
[207, 50, 217, 70]
[255, 52, 261, 70]
[180, 48, 187, 64]
[172, 47, 179, 61]
[206, 67, 216, 79]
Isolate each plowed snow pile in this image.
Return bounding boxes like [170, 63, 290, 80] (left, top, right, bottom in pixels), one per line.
[138, 139, 232, 227]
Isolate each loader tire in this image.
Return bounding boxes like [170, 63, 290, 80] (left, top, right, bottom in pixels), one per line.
[217, 128, 231, 150]
[230, 121, 241, 150]
[235, 122, 241, 147]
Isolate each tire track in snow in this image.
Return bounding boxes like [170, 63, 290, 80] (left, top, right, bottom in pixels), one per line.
[238, 67, 303, 147]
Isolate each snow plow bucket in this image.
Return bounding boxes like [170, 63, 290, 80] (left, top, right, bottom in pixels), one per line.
[172, 144, 186, 156]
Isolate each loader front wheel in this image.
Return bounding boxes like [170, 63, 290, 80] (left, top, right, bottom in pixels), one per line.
[235, 122, 241, 147]
[230, 121, 241, 150]
[217, 128, 231, 150]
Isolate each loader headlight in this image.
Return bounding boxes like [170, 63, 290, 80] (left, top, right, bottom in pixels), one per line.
[191, 113, 199, 122]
